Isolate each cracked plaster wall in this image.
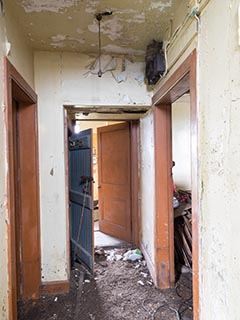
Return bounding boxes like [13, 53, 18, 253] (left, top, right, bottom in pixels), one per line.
[0, 1, 34, 319]
[150, 0, 240, 319]
[0, 16, 9, 320]
[34, 51, 151, 282]
[198, 1, 240, 319]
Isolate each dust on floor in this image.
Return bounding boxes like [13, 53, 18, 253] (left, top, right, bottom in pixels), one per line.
[18, 248, 193, 320]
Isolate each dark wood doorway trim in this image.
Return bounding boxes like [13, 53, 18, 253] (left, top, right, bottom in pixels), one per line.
[4, 58, 41, 320]
[152, 50, 199, 319]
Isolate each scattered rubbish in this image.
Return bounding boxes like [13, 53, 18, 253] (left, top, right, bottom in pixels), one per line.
[95, 248, 106, 262]
[180, 265, 191, 274]
[18, 253, 192, 320]
[94, 248, 105, 256]
[84, 279, 90, 283]
[54, 297, 58, 302]
[140, 272, 148, 278]
[106, 249, 125, 262]
[107, 250, 116, 261]
[123, 249, 142, 262]
[115, 254, 122, 261]
[173, 196, 179, 208]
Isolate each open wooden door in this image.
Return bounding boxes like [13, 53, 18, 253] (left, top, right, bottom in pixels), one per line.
[69, 129, 94, 272]
[97, 122, 131, 243]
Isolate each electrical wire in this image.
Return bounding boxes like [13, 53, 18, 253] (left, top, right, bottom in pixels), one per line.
[141, 278, 193, 320]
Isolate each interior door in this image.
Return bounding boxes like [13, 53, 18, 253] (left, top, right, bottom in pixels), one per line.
[69, 129, 94, 272]
[98, 122, 131, 242]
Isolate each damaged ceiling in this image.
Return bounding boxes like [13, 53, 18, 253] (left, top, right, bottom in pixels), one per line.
[9, 0, 183, 56]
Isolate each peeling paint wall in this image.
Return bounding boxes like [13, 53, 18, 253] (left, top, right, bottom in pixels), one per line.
[11, 0, 179, 54]
[198, 1, 240, 319]
[151, 0, 240, 319]
[139, 111, 155, 264]
[34, 51, 151, 282]
[0, 1, 34, 318]
[4, 1, 34, 86]
[0, 16, 9, 320]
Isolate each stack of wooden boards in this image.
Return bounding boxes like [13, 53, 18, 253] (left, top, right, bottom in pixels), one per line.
[174, 190, 192, 269]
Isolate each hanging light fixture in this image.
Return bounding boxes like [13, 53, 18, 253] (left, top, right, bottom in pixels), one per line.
[95, 11, 112, 77]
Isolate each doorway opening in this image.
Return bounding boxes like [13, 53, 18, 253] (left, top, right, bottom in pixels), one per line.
[4, 58, 41, 320]
[153, 50, 198, 319]
[64, 107, 145, 274]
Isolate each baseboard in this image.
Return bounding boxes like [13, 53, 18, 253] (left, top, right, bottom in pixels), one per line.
[41, 280, 69, 296]
[139, 240, 157, 286]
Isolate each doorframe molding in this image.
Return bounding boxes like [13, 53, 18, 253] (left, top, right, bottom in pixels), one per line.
[4, 57, 41, 320]
[64, 116, 141, 266]
[152, 50, 199, 319]
[130, 121, 140, 247]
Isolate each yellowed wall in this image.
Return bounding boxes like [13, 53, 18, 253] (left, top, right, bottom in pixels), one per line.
[140, 111, 155, 264]
[4, 1, 34, 87]
[34, 51, 151, 282]
[0, 1, 34, 318]
[149, 0, 240, 319]
[172, 98, 191, 190]
[0, 16, 9, 320]
[198, 1, 240, 318]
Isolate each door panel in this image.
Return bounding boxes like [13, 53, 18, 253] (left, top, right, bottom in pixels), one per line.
[98, 122, 131, 242]
[69, 129, 94, 271]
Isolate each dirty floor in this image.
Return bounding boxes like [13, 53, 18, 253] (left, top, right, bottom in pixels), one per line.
[18, 249, 193, 320]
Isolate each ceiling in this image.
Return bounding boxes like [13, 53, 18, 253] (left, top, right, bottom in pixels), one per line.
[10, 0, 181, 56]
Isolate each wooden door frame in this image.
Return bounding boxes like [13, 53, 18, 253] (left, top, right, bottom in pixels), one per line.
[152, 50, 199, 319]
[64, 116, 140, 269]
[4, 58, 41, 320]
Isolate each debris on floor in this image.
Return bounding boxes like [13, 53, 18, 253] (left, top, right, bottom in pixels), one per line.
[18, 248, 193, 320]
[123, 248, 142, 261]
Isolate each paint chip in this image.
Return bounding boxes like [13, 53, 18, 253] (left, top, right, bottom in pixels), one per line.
[102, 44, 145, 56]
[88, 16, 123, 41]
[21, 0, 78, 13]
[150, 0, 172, 11]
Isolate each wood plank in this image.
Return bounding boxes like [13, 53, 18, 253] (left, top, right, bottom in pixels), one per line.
[41, 281, 69, 296]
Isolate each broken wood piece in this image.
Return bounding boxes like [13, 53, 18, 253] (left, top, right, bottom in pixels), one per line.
[74, 271, 84, 320]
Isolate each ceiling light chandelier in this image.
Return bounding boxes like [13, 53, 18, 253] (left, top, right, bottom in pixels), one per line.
[95, 11, 112, 77]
